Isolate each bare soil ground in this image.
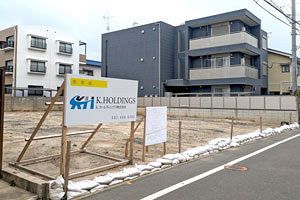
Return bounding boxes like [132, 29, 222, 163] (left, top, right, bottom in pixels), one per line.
[3, 111, 278, 180]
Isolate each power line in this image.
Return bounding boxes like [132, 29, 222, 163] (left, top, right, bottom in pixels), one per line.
[263, 0, 300, 26]
[252, 0, 300, 32]
[252, 0, 292, 27]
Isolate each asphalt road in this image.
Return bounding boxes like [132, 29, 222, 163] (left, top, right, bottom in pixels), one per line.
[82, 129, 300, 200]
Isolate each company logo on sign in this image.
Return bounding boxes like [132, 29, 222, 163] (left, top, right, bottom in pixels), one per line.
[70, 95, 95, 110]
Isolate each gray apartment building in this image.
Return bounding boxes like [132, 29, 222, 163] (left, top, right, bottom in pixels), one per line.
[102, 9, 268, 97]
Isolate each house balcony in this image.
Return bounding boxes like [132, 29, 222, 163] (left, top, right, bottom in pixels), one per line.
[0, 41, 14, 51]
[189, 65, 258, 80]
[189, 31, 258, 50]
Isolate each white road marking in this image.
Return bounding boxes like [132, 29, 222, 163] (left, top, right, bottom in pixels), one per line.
[140, 133, 300, 200]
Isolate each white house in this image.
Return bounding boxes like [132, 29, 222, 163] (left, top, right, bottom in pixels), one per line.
[0, 25, 79, 97]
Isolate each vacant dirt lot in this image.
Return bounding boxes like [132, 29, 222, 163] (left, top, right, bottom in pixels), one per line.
[3, 111, 278, 180]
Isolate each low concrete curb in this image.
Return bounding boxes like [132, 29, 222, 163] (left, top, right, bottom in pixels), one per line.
[2, 167, 49, 200]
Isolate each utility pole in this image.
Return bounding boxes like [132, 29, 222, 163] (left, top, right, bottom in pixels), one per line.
[291, 0, 297, 94]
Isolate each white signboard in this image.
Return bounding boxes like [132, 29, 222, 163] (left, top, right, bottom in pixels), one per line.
[64, 74, 138, 126]
[145, 107, 167, 146]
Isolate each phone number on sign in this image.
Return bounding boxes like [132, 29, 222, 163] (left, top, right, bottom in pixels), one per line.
[111, 115, 135, 120]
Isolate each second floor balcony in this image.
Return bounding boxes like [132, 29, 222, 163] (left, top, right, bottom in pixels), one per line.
[189, 57, 258, 80]
[0, 41, 14, 51]
[189, 31, 258, 50]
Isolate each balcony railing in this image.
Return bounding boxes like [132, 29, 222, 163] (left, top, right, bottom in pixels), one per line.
[189, 31, 258, 50]
[5, 65, 13, 73]
[189, 64, 258, 80]
[0, 41, 14, 50]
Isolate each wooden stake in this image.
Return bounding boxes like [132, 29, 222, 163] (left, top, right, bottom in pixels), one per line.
[16, 82, 65, 162]
[125, 140, 129, 158]
[60, 126, 67, 176]
[80, 123, 102, 150]
[179, 121, 182, 153]
[0, 69, 4, 173]
[63, 141, 71, 200]
[125, 117, 144, 159]
[60, 78, 67, 175]
[142, 114, 146, 162]
[230, 117, 234, 140]
[260, 116, 262, 133]
[163, 142, 166, 155]
[129, 121, 135, 165]
[289, 112, 292, 124]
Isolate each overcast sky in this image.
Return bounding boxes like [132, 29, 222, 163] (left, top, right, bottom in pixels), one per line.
[0, 0, 299, 60]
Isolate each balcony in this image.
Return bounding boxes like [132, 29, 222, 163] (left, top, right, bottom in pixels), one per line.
[3, 65, 13, 74]
[189, 31, 258, 50]
[190, 65, 258, 80]
[0, 41, 14, 51]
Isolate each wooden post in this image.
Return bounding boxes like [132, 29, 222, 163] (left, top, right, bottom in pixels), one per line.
[63, 141, 71, 200]
[230, 117, 234, 140]
[129, 121, 135, 165]
[60, 126, 67, 176]
[178, 121, 182, 153]
[289, 112, 292, 124]
[0, 69, 4, 173]
[80, 123, 102, 150]
[60, 79, 67, 176]
[260, 116, 262, 133]
[125, 140, 129, 158]
[142, 114, 146, 162]
[16, 82, 65, 162]
[163, 142, 166, 155]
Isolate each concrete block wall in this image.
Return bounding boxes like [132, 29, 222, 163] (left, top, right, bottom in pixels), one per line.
[4, 96, 63, 112]
[139, 96, 299, 123]
[140, 96, 298, 110]
[3, 95, 299, 123]
[164, 108, 298, 124]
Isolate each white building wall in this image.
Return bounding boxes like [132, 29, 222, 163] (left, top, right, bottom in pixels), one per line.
[15, 25, 79, 96]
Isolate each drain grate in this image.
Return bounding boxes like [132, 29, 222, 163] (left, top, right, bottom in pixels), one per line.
[224, 164, 248, 171]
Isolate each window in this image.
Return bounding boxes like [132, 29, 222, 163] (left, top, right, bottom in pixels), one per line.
[5, 84, 12, 94]
[244, 55, 254, 67]
[57, 87, 64, 96]
[59, 42, 73, 54]
[28, 85, 43, 96]
[5, 60, 13, 73]
[6, 35, 14, 47]
[281, 64, 290, 73]
[263, 62, 267, 76]
[59, 64, 72, 74]
[178, 30, 185, 52]
[211, 22, 229, 36]
[30, 60, 46, 73]
[79, 69, 93, 76]
[31, 36, 47, 49]
[262, 36, 267, 50]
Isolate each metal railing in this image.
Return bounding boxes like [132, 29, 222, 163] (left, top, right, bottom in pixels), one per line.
[190, 30, 258, 41]
[0, 41, 14, 49]
[190, 57, 256, 69]
[4, 86, 60, 97]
